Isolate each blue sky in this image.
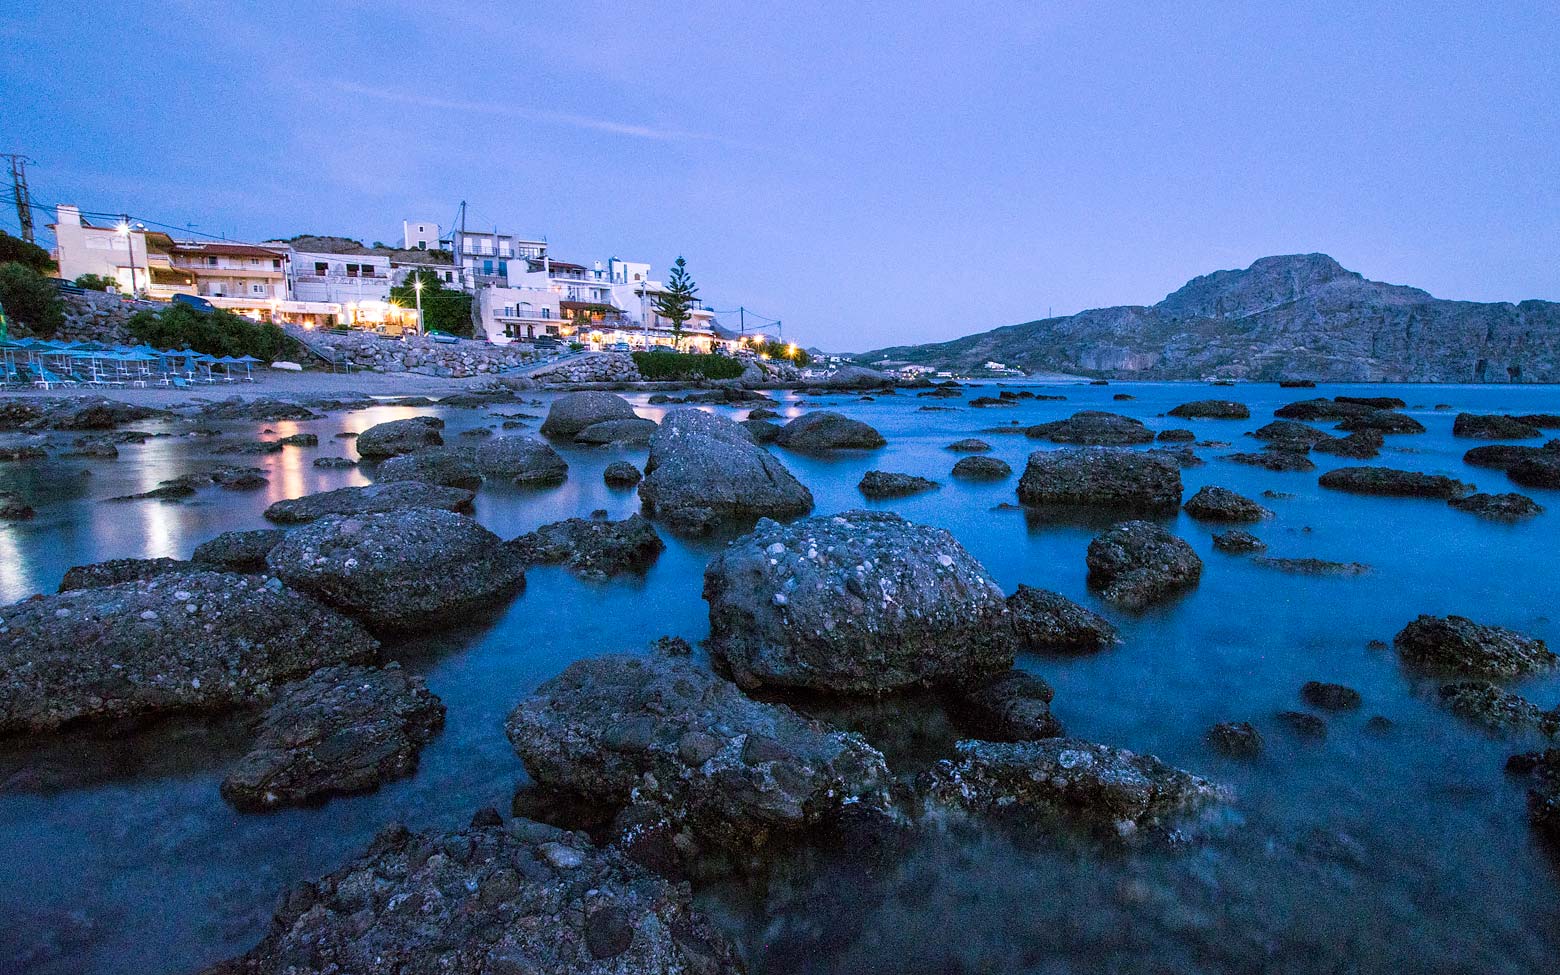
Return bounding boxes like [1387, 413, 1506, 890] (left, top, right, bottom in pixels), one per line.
[2, 1, 1556, 349]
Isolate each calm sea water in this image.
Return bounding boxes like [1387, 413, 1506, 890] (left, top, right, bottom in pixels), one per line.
[1, 382, 1557, 974]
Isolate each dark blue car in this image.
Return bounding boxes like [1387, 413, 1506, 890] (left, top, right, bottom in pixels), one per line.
[172, 293, 217, 313]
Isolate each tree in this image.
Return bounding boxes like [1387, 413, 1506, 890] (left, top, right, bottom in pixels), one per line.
[0, 232, 54, 273]
[390, 269, 474, 337]
[652, 256, 698, 346]
[0, 261, 64, 336]
[75, 273, 117, 292]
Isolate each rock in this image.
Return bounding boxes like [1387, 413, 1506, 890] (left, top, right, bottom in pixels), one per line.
[266, 508, 527, 632]
[748, 407, 780, 421]
[61, 436, 118, 458]
[1336, 395, 1407, 409]
[1017, 447, 1181, 511]
[1156, 428, 1196, 442]
[639, 409, 813, 532]
[1025, 411, 1154, 445]
[1221, 450, 1317, 472]
[192, 529, 289, 572]
[509, 515, 664, 579]
[58, 556, 189, 591]
[191, 397, 321, 422]
[1437, 681, 1556, 736]
[0, 491, 36, 520]
[221, 663, 444, 811]
[858, 470, 939, 498]
[1275, 398, 1380, 421]
[1006, 584, 1117, 654]
[1393, 615, 1556, 679]
[775, 411, 886, 450]
[1206, 721, 1263, 758]
[951, 670, 1064, 740]
[109, 482, 197, 502]
[946, 438, 991, 452]
[1276, 710, 1328, 739]
[506, 652, 891, 849]
[919, 738, 1222, 836]
[1452, 413, 1543, 439]
[279, 433, 318, 447]
[1300, 681, 1362, 710]
[1318, 466, 1474, 499]
[44, 396, 167, 430]
[1311, 429, 1383, 458]
[263, 481, 475, 523]
[474, 434, 569, 485]
[1145, 446, 1203, 468]
[1516, 414, 1560, 428]
[1085, 520, 1202, 610]
[207, 438, 284, 456]
[1250, 420, 1332, 446]
[353, 417, 444, 459]
[703, 510, 1015, 694]
[1252, 557, 1371, 575]
[0, 572, 377, 735]
[539, 391, 639, 437]
[1212, 529, 1266, 553]
[203, 817, 741, 974]
[1448, 492, 1544, 520]
[1463, 441, 1560, 469]
[574, 417, 659, 446]
[1279, 379, 1317, 388]
[1335, 411, 1425, 435]
[1182, 485, 1271, 522]
[1508, 456, 1560, 488]
[740, 417, 782, 443]
[819, 364, 892, 389]
[312, 456, 356, 468]
[1168, 400, 1250, 420]
[603, 461, 643, 487]
[374, 446, 483, 489]
[951, 456, 1012, 479]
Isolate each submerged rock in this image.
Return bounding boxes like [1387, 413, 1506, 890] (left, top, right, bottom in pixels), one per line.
[1017, 447, 1182, 511]
[506, 653, 891, 849]
[263, 481, 475, 523]
[1461, 442, 1560, 469]
[192, 529, 289, 573]
[1312, 430, 1384, 459]
[510, 515, 664, 579]
[1206, 721, 1264, 758]
[1275, 710, 1328, 739]
[0, 490, 34, 520]
[1212, 529, 1267, 553]
[1448, 492, 1544, 520]
[374, 446, 483, 489]
[1393, 615, 1556, 679]
[1250, 420, 1332, 446]
[1335, 411, 1425, 435]
[1221, 450, 1316, 472]
[946, 438, 991, 452]
[1025, 411, 1154, 446]
[1318, 466, 1474, 499]
[1452, 413, 1543, 439]
[703, 510, 1015, 694]
[540, 391, 639, 437]
[1085, 520, 1202, 610]
[919, 738, 1222, 836]
[1006, 584, 1117, 654]
[1508, 749, 1560, 843]
[1252, 557, 1371, 576]
[266, 508, 526, 632]
[1157, 428, 1196, 443]
[1182, 485, 1271, 522]
[775, 411, 887, 450]
[951, 670, 1065, 741]
[204, 817, 742, 974]
[603, 460, 643, 487]
[1300, 681, 1362, 710]
[221, 663, 444, 811]
[58, 556, 189, 591]
[951, 455, 1012, 479]
[858, 470, 939, 498]
[574, 417, 659, 446]
[475, 434, 569, 485]
[353, 416, 444, 459]
[1168, 400, 1250, 420]
[1437, 681, 1555, 736]
[639, 409, 813, 533]
[1274, 399, 1378, 421]
[0, 571, 377, 735]
[1508, 456, 1560, 489]
[1335, 395, 1406, 410]
[740, 417, 783, 443]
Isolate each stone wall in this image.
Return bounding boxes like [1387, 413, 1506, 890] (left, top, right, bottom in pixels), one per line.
[52, 291, 153, 345]
[286, 327, 539, 378]
[529, 353, 641, 384]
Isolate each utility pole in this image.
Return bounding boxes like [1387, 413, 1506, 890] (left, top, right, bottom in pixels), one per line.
[119, 214, 139, 295]
[2, 153, 35, 243]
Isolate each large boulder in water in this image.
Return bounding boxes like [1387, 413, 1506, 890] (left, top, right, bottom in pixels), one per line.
[354, 416, 443, 459]
[263, 481, 475, 523]
[1393, 614, 1556, 679]
[57, 556, 189, 591]
[193, 529, 289, 572]
[539, 391, 638, 437]
[1318, 466, 1474, 499]
[819, 364, 892, 389]
[573, 416, 658, 446]
[1017, 447, 1181, 511]
[1182, 485, 1271, 522]
[951, 455, 1012, 479]
[1274, 398, 1377, 421]
[1452, 413, 1543, 439]
[1448, 492, 1543, 520]
[266, 508, 527, 632]
[475, 434, 568, 484]
[1006, 585, 1117, 654]
[1508, 455, 1560, 489]
[858, 470, 938, 498]
[703, 510, 1015, 694]
[0, 572, 377, 736]
[373, 446, 483, 489]
[1168, 400, 1249, 420]
[203, 816, 742, 974]
[505, 652, 891, 850]
[1025, 411, 1154, 445]
[1086, 520, 1202, 610]
[952, 670, 1065, 740]
[1335, 411, 1425, 435]
[775, 411, 886, 451]
[221, 663, 444, 811]
[1462, 442, 1560, 469]
[509, 515, 664, 579]
[639, 409, 813, 532]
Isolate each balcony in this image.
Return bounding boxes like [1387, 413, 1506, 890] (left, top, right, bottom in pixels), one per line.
[294, 272, 388, 281]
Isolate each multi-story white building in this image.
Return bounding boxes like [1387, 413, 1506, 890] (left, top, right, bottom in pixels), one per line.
[287, 251, 393, 304]
[450, 227, 547, 288]
[401, 219, 441, 252]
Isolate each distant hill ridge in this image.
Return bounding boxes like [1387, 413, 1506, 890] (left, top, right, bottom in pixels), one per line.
[862, 254, 1559, 382]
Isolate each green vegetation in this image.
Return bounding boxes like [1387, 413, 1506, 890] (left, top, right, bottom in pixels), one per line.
[652, 256, 698, 343]
[74, 273, 117, 292]
[0, 232, 54, 273]
[0, 262, 65, 336]
[126, 303, 291, 361]
[390, 269, 474, 338]
[631, 349, 745, 380]
[756, 339, 810, 366]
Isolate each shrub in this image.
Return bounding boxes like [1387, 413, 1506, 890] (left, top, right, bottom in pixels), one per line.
[0, 261, 65, 336]
[74, 273, 117, 292]
[631, 350, 745, 380]
[126, 303, 292, 361]
[757, 340, 810, 366]
[0, 232, 54, 273]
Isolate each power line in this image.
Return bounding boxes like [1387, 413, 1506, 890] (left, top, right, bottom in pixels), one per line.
[2, 154, 36, 243]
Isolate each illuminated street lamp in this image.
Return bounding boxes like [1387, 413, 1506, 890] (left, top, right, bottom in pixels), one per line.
[413, 276, 425, 335]
[117, 217, 139, 296]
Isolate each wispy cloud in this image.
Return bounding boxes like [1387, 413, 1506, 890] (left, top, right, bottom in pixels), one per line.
[330, 81, 718, 144]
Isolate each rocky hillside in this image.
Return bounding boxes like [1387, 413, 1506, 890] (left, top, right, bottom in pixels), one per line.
[863, 254, 1560, 382]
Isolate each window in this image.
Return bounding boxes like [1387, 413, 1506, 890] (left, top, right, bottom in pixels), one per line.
[346, 264, 359, 277]
[251, 283, 267, 295]
[498, 261, 507, 277]
[443, 271, 452, 282]
[205, 256, 219, 266]
[417, 242, 426, 250]
[314, 262, 328, 276]
[250, 258, 262, 267]
[463, 238, 474, 254]
[483, 260, 494, 275]
[272, 259, 281, 269]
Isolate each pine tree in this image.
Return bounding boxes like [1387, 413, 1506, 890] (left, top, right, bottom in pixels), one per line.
[652, 256, 698, 346]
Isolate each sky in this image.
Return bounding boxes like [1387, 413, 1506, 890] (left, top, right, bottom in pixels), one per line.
[1, 1, 1557, 350]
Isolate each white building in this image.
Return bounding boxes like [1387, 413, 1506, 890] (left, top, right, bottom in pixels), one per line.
[402, 219, 441, 251]
[451, 227, 547, 288]
[288, 251, 394, 304]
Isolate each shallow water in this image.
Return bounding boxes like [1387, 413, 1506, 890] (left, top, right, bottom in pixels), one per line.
[1, 382, 1557, 974]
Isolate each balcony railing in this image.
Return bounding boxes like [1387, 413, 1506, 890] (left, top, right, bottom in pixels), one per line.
[294, 272, 388, 281]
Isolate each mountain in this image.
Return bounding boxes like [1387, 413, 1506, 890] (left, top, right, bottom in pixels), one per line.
[861, 254, 1560, 382]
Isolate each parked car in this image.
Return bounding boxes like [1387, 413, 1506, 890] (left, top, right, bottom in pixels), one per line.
[425, 329, 459, 344]
[172, 293, 216, 313]
[533, 336, 562, 351]
[609, 341, 633, 352]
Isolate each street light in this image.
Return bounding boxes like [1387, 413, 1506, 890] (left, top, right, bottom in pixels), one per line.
[117, 218, 139, 296]
[413, 276, 425, 335]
